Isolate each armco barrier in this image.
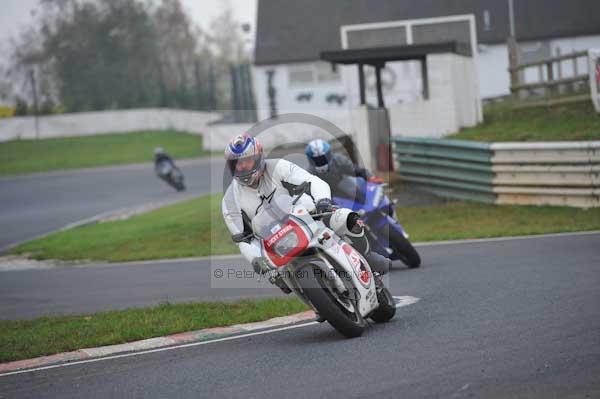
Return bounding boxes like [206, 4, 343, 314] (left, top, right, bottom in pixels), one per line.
[392, 137, 600, 208]
[392, 137, 496, 203]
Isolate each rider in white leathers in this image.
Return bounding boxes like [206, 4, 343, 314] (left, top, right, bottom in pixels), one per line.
[221, 134, 390, 282]
[223, 158, 330, 263]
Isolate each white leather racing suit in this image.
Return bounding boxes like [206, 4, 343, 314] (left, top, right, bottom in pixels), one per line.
[221, 158, 391, 275]
[222, 159, 331, 264]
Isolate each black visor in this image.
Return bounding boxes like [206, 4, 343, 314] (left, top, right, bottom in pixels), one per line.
[311, 155, 330, 167]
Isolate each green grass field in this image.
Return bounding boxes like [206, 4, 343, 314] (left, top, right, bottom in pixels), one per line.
[0, 298, 308, 363]
[449, 101, 600, 142]
[12, 194, 600, 263]
[13, 194, 235, 262]
[0, 130, 208, 175]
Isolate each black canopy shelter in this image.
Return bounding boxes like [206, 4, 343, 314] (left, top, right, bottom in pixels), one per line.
[320, 41, 471, 108]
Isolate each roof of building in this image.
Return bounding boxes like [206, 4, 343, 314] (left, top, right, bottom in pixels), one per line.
[255, 0, 600, 65]
[321, 41, 472, 66]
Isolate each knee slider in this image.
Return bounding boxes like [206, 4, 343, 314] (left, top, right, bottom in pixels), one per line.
[329, 208, 364, 237]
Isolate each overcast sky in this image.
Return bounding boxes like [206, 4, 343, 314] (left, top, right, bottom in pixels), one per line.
[0, 0, 257, 44]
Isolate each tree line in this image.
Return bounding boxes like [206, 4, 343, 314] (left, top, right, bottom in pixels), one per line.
[4, 0, 250, 115]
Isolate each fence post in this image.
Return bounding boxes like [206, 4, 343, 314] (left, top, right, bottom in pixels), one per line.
[556, 47, 564, 94]
[508, 36, 520, 100]
[573, 57, 579, 92]
[546, 61, 554, 98]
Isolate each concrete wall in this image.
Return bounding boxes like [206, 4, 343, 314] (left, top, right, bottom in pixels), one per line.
[204, 110, 353, 153]
[0, 104, 355, 158]
[0, 108, 219, 142]
[388, 53, 481, 138]
[204, 123, 254, 152]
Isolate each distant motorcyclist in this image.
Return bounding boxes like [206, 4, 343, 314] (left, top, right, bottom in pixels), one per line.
[154, 147, 173, 167]
[305, 139, 384, 195]
[221, 134, 391, 289]
[154, 147, 185, 191]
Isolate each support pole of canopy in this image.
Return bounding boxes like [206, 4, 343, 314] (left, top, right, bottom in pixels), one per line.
[375, 64, 384, 108]
[358, 63, 366, 105]
[420, 57, 429, 100]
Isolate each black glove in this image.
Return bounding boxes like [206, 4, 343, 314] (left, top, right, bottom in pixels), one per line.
[315, 198, 334, 213]
[232, 232, 253, 243]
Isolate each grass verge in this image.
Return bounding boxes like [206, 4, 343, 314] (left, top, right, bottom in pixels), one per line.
[395, 202, 600, 241]
[0, 298, 308, 363]
[12, 194, 236, 262]
[0, 130, 208, 175]
[11, 194, 600, 262]
[449, 101, 600, 142]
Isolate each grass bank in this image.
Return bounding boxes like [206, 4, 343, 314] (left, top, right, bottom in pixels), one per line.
[449, 101, 600, 142]
[12, 194, 600, 262]
[0, 298, 308, 363]
[13, 194, 235, 262]
[0, 130, 208, 175]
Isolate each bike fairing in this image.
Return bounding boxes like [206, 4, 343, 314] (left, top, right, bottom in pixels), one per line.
[252, 193, 374, 290]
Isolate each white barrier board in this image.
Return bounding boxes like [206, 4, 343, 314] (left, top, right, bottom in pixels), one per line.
[590, 49, 600, 113]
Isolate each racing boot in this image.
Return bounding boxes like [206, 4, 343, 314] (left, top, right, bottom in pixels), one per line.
[252, 258, 292, 294]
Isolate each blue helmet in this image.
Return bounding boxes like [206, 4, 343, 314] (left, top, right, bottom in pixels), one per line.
[305, 139, 332, 173]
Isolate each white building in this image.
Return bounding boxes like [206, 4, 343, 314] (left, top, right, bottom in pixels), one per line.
[252, 0, 600, 136]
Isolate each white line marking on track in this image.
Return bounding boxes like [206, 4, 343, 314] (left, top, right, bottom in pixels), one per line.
[413, 230, 600, 247]
[393, 296, 420, 308]
[0, 322, 319, 378]
[0, 295, 422, 378]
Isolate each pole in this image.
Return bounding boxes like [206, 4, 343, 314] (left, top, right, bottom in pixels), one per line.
[508, 0, 516, 38]
[507, 0, 520, 101]
[375, 65, 384, 108]
[29, 69, 40, 139]
[358, 64, 366, 106]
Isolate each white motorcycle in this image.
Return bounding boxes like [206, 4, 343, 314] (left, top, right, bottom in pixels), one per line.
[251, 190, 396, 338]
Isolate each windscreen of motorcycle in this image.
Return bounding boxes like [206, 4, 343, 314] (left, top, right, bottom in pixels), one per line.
[252, 195, 293, 239]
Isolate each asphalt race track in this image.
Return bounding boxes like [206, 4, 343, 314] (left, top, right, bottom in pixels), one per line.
[1, 232, 599, 398]
[1, 232, 598, 319]
[0, 157, 225, 250]
[0, 255, 282, 320]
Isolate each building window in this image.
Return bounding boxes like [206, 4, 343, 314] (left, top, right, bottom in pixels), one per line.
[315, 62, 340, 83]
[288, 66, 314, 86]
[288, 62, 340, 86]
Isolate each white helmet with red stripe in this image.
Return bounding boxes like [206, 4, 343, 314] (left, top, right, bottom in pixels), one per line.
[224, 133, 265, 188]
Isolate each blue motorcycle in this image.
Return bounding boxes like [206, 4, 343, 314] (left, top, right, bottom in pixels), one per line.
[332, 176, 421, 268]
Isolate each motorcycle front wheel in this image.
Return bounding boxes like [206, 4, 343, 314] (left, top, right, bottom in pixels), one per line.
[369, 284, 396, 323]
[299, 266, 366, 338]
[386, 227, 421, 268]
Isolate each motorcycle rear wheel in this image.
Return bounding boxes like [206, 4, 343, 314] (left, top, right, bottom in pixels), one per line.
[299, 266, 366, 338]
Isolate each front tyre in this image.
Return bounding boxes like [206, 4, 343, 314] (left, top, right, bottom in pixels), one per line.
[299, 266, 366, 338]
[369, 285, 396, 323]
[388, 228, 421, 268]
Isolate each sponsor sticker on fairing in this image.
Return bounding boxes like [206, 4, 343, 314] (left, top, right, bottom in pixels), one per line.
[267, 224, 293, 246]
[341, 243, 371, 286]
